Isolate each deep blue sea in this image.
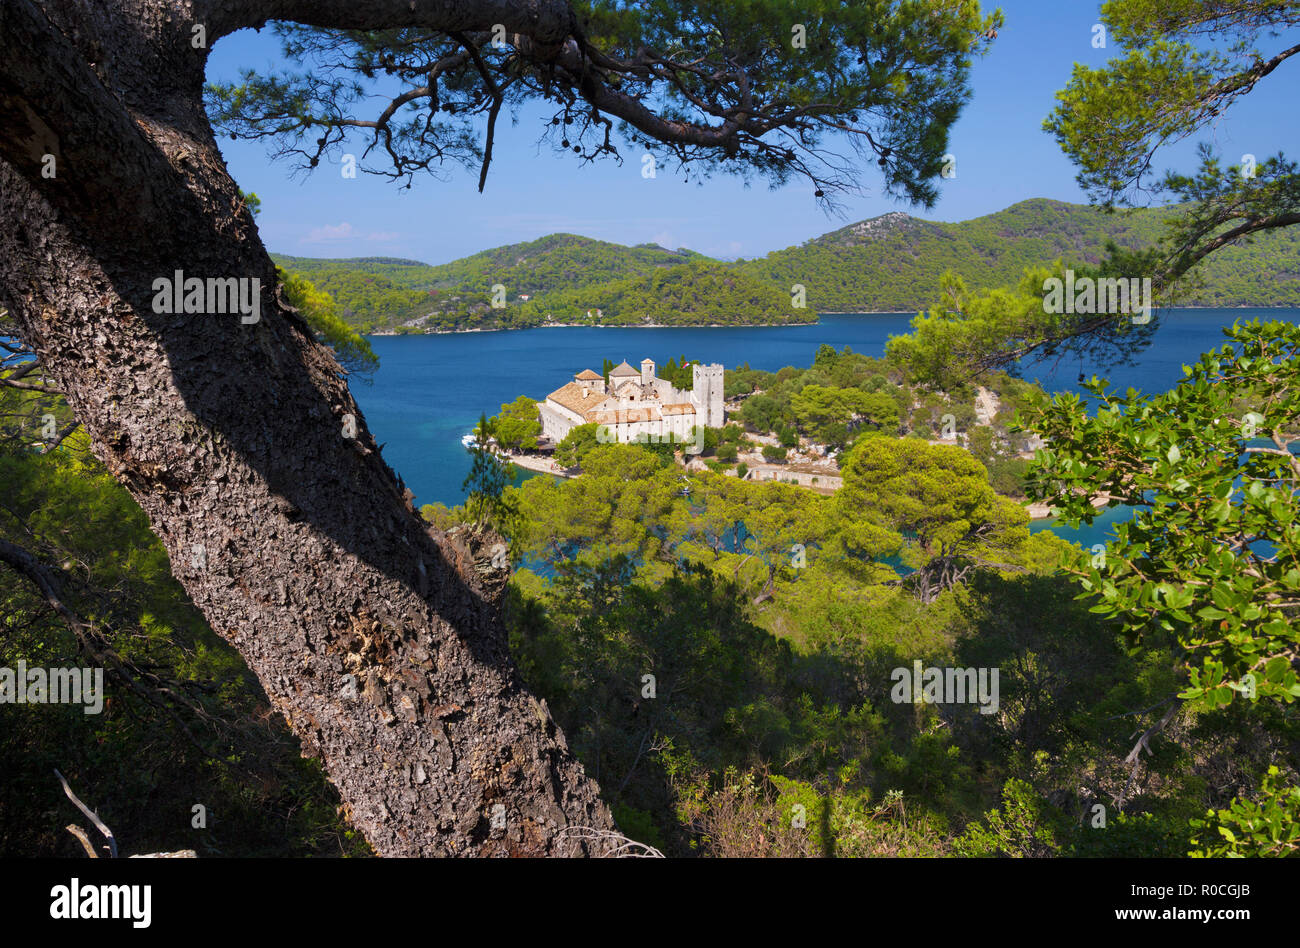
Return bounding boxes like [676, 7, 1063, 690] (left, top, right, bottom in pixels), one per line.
[353, 307, 1299, 548]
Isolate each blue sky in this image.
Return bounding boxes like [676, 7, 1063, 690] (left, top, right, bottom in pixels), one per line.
[207, 1, 1299, 264]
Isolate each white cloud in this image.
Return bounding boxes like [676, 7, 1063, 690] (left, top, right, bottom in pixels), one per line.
[301, 222, 355, 243]
[300, 222, 400, 244]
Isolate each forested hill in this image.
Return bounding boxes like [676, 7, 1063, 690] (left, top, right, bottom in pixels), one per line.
[736, 198, 1300, 311]
[512, 258, 801, 327]
[272, 234, 748, 332]
[414, 232, 707, 290]
[273, 199, 1300, 331]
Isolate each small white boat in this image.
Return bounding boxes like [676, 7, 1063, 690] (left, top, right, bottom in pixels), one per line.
[461, 432, 478, 448]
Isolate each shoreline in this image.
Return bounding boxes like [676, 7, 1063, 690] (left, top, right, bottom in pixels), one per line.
[502, 452, 574, 479]
[370, 318, 823, 336]
[366, 304, 1294, 337]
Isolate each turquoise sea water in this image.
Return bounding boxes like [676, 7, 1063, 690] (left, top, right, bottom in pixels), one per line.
[352, 307, 1299, 546]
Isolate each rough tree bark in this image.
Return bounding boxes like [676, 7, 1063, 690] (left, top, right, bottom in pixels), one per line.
[0, 0, 616, 855]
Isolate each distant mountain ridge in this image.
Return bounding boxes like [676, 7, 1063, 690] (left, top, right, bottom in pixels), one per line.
[736, 198, 1300, 312]
[272, 198, 1300, 332]
[273, 234, 745, 332]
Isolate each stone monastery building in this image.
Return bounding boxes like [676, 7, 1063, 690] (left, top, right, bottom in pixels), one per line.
[540, 358, 724, 444]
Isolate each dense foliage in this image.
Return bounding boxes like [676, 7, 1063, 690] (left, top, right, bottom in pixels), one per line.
[517, 259, 807, 328]
[1021, 322, 1300, 854]
[490, 396, 542, 452]
[439, 414, 1282, 855]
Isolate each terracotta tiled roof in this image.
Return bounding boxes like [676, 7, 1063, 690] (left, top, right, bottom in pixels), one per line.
[547, 382, 610, 417]
[660, 403, 696, 415]
[574, 369, 602, 381]
[610, 360, 638, 376]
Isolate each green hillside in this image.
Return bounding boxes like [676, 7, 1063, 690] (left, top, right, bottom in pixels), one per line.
[736, 198, 1300, 311]
[273, 198, 1300, 332]
[414, 232, 707, 293]
[274, 234, 723, 332]
[516, 258, 808, 327]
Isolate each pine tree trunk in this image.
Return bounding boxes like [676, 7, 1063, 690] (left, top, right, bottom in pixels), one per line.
[0, 0, 614, 856]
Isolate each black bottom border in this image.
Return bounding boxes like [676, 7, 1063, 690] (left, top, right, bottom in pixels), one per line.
[3, 856, 1291, 934]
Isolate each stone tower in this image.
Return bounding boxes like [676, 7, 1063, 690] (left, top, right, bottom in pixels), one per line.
[640, 358, 656, 385]
[691, 362, 725, 428]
